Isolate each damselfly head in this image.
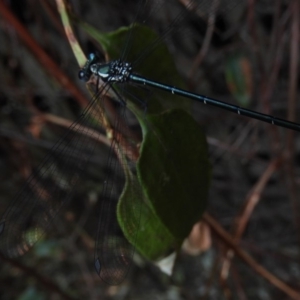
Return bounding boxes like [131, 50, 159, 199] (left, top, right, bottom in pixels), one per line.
[78, 53, 98, 82]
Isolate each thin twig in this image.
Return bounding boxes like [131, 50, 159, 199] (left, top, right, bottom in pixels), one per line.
[55, 0, 86, 67]
[188, 0, 219, 80]
[204, 213, 300, 300]
[43, 113, 111, 147]
[0, 0, 88, 108]
[220, 157, 281, 279]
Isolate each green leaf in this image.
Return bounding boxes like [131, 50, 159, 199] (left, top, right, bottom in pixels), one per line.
[225, 54, 253, 107]
[138, 109, 210, 240]
[117, 171, 177, 261]
[119, 109, 211, 261]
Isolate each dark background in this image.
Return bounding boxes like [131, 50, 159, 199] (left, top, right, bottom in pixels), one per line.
[0, 0, 299, 299]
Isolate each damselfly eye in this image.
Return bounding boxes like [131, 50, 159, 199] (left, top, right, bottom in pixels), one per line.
[78, 70, 88, 81]
[88, 53, 95, 61]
